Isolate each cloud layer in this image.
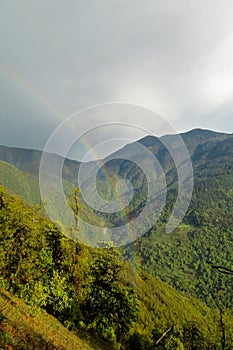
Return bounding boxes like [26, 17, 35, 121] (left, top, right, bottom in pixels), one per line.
[1, 1, 233, 158]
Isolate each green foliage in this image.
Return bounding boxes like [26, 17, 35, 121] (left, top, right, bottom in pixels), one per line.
[0, 160, 41, 205]
[2, 185, 233, 348]
[126, 165, 233, 308]
[80, 248, 139, 343]
[0, 288, 102, 350]
[1, 129, 233, 348]
[126, 332, 151, 350]
[0, 186, 138, 346]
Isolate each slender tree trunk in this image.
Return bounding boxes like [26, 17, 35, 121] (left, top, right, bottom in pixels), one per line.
[155, 325, 174, 346]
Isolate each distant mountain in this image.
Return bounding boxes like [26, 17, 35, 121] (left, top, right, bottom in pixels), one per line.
[0, 145, 81, 213]
[121, 132, 233, 308]
[1, 128, 233, 234]
[0, 160, 41, 205]
[0, 128, 231, 184]
[92, 129, 233, 226]
[0, 144, 80, 182]
[110, 128, 232, 172]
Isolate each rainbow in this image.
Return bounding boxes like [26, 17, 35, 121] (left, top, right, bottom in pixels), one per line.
[0, 64, 141, 284]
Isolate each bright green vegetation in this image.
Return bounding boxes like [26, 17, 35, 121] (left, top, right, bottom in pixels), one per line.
[0, 288, 102, 350]
[1, 129, 233, 348]
[1, 186, 233, 349]
[123, 133, 233, 310]
[0, 186, 138, 348]
[0, 160, 41, 205]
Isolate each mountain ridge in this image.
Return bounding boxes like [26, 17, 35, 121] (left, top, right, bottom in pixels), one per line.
[1, 128, 232, 166]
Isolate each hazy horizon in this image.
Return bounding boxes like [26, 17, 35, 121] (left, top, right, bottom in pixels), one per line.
[1, 126, 232, 162]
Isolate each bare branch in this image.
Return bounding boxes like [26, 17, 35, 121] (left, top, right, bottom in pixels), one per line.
[207, 261, 233, 275]
[155, 325, 175, 345]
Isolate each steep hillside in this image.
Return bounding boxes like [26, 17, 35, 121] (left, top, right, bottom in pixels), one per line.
[1, 186, 233, 349]
[123, 136, 233, 308]
[0, 288, 104, 350]
[1, 129, 233, 310]
[0, 160, 41, 205]
[0, 144, 80, 181]
[0, 145, 43, 177]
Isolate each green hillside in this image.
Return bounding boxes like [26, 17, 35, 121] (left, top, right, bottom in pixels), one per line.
[0, 288, 105, 350]
[0, 145, 43, 177]
[123, 135, 233, 308]
[0, 160, 41, 205]
[1, 186, 233, 349]
[1, 129, 233, 347]
[0, 144, 80, 181]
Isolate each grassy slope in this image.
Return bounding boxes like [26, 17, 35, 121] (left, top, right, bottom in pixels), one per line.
[0, 288, 111, 350]
[2, 274, 233, 350]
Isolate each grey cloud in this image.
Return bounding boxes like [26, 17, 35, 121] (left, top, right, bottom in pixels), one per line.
[0, 0, 233, 158]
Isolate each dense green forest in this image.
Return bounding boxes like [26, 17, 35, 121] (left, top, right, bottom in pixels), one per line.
[123, 133, 233, 309]
[0, 129, 233, 348]
[1, 186, 233, 349]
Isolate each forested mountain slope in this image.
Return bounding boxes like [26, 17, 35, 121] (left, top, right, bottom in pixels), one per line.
[123, 135, 233, 308]
[0, 128, 233, 321]
[1, 186, 233, 349]
[0, 160, 41, 204]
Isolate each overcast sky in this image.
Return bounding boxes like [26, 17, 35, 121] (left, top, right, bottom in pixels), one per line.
[1, 1, 233, 160]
